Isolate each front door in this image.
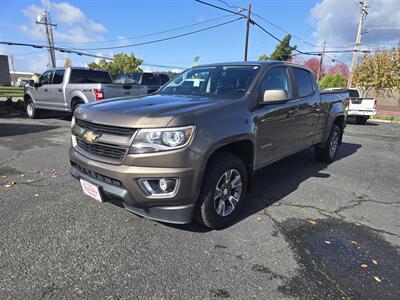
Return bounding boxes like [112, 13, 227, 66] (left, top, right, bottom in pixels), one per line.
[254, 66, 313, 168]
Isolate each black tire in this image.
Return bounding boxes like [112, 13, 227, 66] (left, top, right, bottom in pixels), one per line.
[26, 99, 39, 119]
[355, 116, 368, 125]
[71, 99, 84, 112]
[195, 152, 248, 229]
[315, 124, 341, 163]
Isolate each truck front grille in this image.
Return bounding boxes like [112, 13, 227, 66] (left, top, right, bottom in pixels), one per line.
[76, 137, 128, 161]
[76, 119, 135, 137]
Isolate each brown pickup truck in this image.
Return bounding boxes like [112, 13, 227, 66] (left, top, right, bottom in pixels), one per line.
[70, 61, 349, 229]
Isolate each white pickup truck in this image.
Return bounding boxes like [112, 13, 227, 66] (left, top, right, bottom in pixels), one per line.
[324, 88, 376, 125]
[24, 67, 147, 119]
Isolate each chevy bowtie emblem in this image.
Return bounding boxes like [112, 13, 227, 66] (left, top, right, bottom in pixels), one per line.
[83, 131, 100, 143]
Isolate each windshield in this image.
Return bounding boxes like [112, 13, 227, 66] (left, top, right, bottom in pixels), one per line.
[159, 65, 259, 99]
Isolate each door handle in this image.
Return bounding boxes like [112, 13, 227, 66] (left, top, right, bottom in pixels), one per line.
[44, 88, 48, 92]
[288, 108, 299, 115]
[58, 88, 62, 92]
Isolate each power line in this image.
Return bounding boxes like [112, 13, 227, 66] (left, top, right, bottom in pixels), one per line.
[0, 41, 187, 70]
[252, 13, 322, 48]
[194, 0, 313, 56]
[74, 17, 242, 51]
[194, 0, 247, 17]
[57, 14, 235, 46]
[215, 0, 246, 11]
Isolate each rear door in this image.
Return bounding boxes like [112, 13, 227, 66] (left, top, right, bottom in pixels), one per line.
[289, 67, 322, 146]
[47, 69, 65, 109]
[34, 71, 53, 107]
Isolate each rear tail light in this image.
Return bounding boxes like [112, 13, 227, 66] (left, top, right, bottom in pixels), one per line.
[93, 88, 104, 101]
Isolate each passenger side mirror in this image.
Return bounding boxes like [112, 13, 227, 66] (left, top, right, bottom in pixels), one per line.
[34, 82, 41, 88]
[262, 89, 288, 103]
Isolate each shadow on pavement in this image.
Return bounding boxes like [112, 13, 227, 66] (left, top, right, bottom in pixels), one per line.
[0, 123, 60, 137]
[170, 142, 361, 232]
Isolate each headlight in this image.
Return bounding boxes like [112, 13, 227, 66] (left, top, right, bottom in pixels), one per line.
[129, 126, 195, 154]
[71, 116, 75, 129]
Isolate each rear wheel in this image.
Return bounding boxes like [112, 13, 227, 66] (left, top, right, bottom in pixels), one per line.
[355, 116, 368, 125]
[26, 100, 39, 119]
[315, 124, 341, 163]
[195, 153, 248, 229]
[71, 98, 84, 112]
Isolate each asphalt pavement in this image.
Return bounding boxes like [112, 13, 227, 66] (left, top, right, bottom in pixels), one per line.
[0, 115, 399, 299]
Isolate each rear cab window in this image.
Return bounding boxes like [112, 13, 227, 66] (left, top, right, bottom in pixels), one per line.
[69, 69, 112, 84]
[292, 68, 315, 97]
[349, 89, 360, 98]
[141, 73, 169, 85]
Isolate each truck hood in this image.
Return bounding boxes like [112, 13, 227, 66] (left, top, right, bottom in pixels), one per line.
[75, 94, 224, 128]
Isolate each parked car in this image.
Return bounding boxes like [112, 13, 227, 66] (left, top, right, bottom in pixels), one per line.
[70, 62, 349, 229]
[113, 72, 170, 94]
[324, 88, 376, 124]
[15, 78, 30, 87]
[24, 67, 147, 118]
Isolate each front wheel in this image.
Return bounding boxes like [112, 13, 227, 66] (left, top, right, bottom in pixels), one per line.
[26, 100, 39, 119]
[315, 124, 341, 163]
[195, 153, 248, 229]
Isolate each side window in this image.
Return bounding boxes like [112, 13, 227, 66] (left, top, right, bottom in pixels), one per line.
[52, 70, 65, 84]
[260, 67, 292, 99]
[293, 68, 314, 97]
[39, 71, 53, 85]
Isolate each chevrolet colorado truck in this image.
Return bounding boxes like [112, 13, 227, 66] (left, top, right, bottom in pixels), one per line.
[70, 62, 349, 229]
[24, 67, 147, 118]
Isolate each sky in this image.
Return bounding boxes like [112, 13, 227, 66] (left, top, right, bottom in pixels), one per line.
[0, 0, 399, 74]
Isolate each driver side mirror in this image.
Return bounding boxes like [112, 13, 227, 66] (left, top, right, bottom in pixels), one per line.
[262, 89, 288, 103]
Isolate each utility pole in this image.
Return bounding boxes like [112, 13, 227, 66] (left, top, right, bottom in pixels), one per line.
[317, 41, 326, 82]
[348, 0, 368, 88]
[9, 55, 16, 86]
[244, 0, 251, 61]
[36, 11, 57, 68]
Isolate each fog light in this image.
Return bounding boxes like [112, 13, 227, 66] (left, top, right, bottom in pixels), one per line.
[159, 178, 176, 192]
[138, 178, 179, 198]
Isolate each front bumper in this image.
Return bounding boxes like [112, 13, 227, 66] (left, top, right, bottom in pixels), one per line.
[69, 148, 198, 224]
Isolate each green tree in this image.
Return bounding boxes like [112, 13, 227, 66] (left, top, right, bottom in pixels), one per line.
[353, 49, 400, 92]
[318, 73, 346, 89]
[258, 54, 270, 61]
[258, 34, 297, 61]
[87, 53, 143, 78]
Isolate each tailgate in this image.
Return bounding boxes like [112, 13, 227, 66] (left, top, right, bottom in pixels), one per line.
[102, 84, 147, 99]
[349, 98, 376, 111]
